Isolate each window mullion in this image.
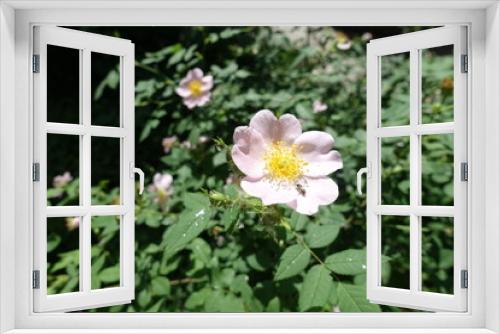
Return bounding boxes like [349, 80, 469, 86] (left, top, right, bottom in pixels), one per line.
[80, 48, 92, 293]
[409, 48, 422, 293]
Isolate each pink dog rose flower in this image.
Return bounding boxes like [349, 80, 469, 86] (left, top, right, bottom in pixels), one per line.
[65, 217, 80, 231]
[175, 68, 213, 109]
[149, 173, 174, 204]
[162, 136, 178, 153]
[231, 110, 342, 215]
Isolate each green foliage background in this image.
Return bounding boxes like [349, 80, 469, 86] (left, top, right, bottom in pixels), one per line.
[46, 27, 455, 312]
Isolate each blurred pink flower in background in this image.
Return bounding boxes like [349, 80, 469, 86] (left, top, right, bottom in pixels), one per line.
[198, 135, 210, 144]
[53, 171, 73, 188]
[175, 68, 213, 109]
[149, 173, 174, 203]
[313, 100, 328, 113]
[162, 135, 178, 153]
[65, 217, 80, 231]
[231, 109, 343, 215]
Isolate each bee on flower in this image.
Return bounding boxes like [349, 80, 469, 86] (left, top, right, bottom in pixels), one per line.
[175, 68, 213, 109]
[231, 110, 343, 215]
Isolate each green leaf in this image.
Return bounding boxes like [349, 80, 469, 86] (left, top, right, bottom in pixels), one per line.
[47, 233, 61, 253]
[182, 192, 210, 210]
[189, 238, 212, 265]
[221, 206, 239, 232]
[265, 297, 281, 312]
[274, 244, 310, 281]
[298, 265, 334, 311]
[325, 249, 367, 275]
[185, 288, 211, 310]
[337, 282, 381, 312]
[163, 206, 211, 259]
[212, 150, 227, 167]
[151, 276, 171, 296]
[304, 224, 340, 248]
[204, 290, 245, 312]
[99, 266, 120, 283]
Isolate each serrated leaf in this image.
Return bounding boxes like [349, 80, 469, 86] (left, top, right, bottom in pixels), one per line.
[163, 206, 211, 259]
[298, 265, 334, 311]
[325, 249, 367, 275]
[274, 244, 310, 281]
[337, 282, 381, 312]
[182, 192, 210, 210]
[221, 206, 239, 232]
[305, 224, 340, 248]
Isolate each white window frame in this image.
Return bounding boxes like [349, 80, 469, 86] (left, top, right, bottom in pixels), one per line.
[32, 26, 136, 312]
[0, 1, 499, 333]
[366, 26, 468, 312]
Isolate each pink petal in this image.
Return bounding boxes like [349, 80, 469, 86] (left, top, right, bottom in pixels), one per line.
[231, 126, 266, 178]
[249, 109, 277, 142]
[190, 68, 204, 79]
[196, 93, 211, 107]
[175, 86, 191, 98]
[183, 97, 198, 109]
[240, 176, 297, 205]
[202, 75, 214, 91]
[294, 131, 343, 176]
[249, 110, 301, 144]
[278, 114, 302, 144]
[286, 177, 339, 215]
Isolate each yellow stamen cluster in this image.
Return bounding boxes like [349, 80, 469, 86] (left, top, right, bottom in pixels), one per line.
[188, 80, 203, 97]
[263, 141, 308, 184]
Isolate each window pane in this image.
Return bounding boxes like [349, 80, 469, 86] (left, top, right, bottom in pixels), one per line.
[91, 137, 121, 205]
[381, 136, 410, 205]
[92, 52, 121, 127]
[47, 134, 80, 206]
[380, 52, 410, 127]
[91, 216, 121, 289]
[381, 215, 410, 289]
[421, 134, 454, 206]
[421, 217, 454, 294]
[47, 216, 80, 295]
[47, 45, 80, 124]
[421, 45, 454, 124]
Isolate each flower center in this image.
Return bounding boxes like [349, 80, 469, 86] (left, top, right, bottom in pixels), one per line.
[263, 141, 307, 184]
[188, 80, 203, 97]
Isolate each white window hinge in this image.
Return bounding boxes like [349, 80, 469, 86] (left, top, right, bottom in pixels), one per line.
[461, 269, 468, 289]
[32, 270, 40, 289]
[461, 54, 468, 73]
[32, 163, 40, 182]
[461, 162, 468, 182]
[32, 54, 40, 73]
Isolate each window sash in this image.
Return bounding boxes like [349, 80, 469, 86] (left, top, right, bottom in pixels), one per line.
[366, 26, 468, 312]
[32, 26, 135, 312]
